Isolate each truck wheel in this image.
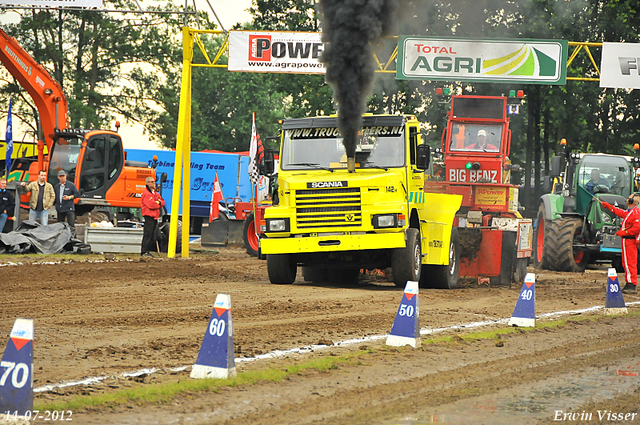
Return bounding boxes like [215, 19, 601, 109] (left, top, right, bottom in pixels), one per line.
[533, 204, 551, 269]
[513, 257, 529, 283]
[267, 254, 297, 284]
[243, 212, 259, 257]
[547, 218, 589, 272]
[391, 228, 421, 287]
[158, 220, 182, 254]
[302, 267, 328, 283]
[421, 227, 460, 289]
[327, 268, 360, 286]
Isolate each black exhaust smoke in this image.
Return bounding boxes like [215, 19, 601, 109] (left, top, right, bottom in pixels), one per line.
[319, 0, 399, 172]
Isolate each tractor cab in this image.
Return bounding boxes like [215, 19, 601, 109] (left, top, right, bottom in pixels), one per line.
[572, 154, 634, 240]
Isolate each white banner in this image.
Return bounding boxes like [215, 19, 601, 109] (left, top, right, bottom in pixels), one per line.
[0, 0, 103, 6]
[228, 31, 326, 74]
[600, 42, 640, 89]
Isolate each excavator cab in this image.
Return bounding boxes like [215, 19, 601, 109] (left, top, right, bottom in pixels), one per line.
[46, 130, 126, 215]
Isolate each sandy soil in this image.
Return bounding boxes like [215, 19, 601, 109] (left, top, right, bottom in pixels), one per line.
[1, 247, 639, 424]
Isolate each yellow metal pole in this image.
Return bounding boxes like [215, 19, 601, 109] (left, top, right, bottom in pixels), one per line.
[169, 26, 194, 258]
[181, 86, 192, 256]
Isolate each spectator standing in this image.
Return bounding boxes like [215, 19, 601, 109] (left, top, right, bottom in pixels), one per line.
[21, 170, 55, 225]
[141, 176, 164, 257]
[0, 177, 15, 232]
[54, 170, 80, 229]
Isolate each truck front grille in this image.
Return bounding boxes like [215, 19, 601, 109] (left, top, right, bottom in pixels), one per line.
[295, 187, 362, 229]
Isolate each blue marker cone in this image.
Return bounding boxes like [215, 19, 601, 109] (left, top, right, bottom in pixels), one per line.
[386, 281, 420, 348]
[508, 273, 536, 327]
[604, 268, 627, 315]
[0, 319, 34, 421]
[190, 294, 236, 379]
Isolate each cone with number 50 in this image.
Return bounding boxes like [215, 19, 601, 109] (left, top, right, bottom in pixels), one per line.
[508, 273, 536, 327]
[386, 281, 420, 348]
[191, 294, 236, 379]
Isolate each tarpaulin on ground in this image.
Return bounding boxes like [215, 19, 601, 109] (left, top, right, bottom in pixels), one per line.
[0, 221, 91, 254]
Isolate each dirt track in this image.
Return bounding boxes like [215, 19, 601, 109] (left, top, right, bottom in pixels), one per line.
[1, 247, 640, 424]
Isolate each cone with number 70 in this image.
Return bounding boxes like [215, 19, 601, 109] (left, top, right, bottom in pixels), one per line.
[191, 294, 236, 379]
[0, 318, 33, 423]
[604, 268, 627, 315]
[386, 281, 420, 348]
[508, 273, 536, 327]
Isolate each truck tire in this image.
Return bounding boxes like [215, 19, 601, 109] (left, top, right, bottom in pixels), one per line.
[391, 228, 421, 287]
[421, 227, 460, 289]
[513, 257, 529, 283]
[546, 217, 589, 272]
[267, 254, 297, 284]
[327, 268, 360, 286]
[243, 212, 259, 257]
[158, 220, 182, 254]
[533, 204, 551, 269]
[302, 267, 328, 283]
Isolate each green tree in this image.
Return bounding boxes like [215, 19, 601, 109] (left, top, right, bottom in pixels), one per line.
[0, 0, 194, 138]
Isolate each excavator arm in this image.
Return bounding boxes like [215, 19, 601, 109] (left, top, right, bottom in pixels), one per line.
[0, 28, 69, 170]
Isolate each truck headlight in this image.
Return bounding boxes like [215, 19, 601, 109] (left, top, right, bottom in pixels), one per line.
[373, 214, 397, 229]
[601, 212, 611, 223]
[266, 218, 290, 232]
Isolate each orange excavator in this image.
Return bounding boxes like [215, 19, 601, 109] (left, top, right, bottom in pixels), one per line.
[0, 28, 153, 217]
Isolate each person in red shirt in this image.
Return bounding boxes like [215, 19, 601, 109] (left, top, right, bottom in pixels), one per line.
[466, 129, 499, 151]
[141, 176, 165, 257]
[602, 193, 640, 293]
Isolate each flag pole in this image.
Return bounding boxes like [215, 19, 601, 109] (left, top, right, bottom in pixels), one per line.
[251, 112, 258, 244]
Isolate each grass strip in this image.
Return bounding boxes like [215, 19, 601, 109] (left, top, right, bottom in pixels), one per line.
[35, 352, 364, 412]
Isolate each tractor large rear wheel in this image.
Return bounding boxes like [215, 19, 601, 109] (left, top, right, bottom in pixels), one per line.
[243, 212, 259, 257]
[546, 217, 589, 272]
[533, 204, 552, 269]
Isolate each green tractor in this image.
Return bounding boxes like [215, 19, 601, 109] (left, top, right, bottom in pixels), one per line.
[534, 147, 640, 272]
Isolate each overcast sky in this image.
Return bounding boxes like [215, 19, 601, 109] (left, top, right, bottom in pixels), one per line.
[123, 0, 253, 150]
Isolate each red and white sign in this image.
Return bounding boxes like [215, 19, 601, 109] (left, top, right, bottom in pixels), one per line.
[229, 31, 326, 74]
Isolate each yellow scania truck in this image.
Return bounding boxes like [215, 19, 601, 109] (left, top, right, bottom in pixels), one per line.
[260, 115, 463, 288]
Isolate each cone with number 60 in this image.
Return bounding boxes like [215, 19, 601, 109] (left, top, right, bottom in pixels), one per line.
[191, 294, 236, 379]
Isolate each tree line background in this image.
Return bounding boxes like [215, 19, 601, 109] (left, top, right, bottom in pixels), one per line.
[0, 0, 639, 210]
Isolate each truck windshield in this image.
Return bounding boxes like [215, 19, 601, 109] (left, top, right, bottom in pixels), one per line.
[47, 137, 82, 185]
[578, 155, 632, 197]
[449, 124, 502, 152]
[281, 126, 405, 170]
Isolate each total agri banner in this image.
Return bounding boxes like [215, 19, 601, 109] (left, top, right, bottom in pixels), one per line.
[397, 36, 568, 85]
[600, 42, 640, 89]
[228, 31, 326, 74]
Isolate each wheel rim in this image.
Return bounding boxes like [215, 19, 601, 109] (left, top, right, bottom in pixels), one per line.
[247, 219, 259, 251]
[536, 219, 544, 263]
[449, 241, 456, 276]
[413, 242, 421, 278]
